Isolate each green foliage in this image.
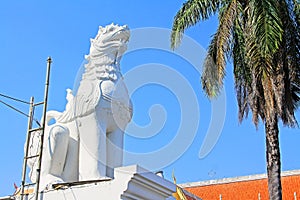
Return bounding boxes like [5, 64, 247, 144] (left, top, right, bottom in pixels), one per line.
[202, 0, 237, 98]
[171, 0, 221, 49]
[171, 0, 300, 126]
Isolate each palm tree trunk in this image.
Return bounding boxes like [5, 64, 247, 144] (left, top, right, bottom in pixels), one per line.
[265, 116, 282, 200]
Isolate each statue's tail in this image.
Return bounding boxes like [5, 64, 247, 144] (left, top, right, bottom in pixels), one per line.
[46, 110, 63, 125]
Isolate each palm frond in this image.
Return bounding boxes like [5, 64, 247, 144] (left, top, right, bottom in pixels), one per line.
[244, 8, 266, 126]
[293, 0, 300, 26]
[202, 0, 238, 98]
[272, 0, 300, 126]
[245, 0, 300, 127]
[232, 1, 251, 122]
[252, 0, 283, 63]
[171, 0, 221, 49]
[201, 35, 219, 97]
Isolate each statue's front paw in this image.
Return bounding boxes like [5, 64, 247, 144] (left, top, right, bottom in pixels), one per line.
[42, 174, 64, 191]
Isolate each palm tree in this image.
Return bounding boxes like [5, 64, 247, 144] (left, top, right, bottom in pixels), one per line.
[171, 0, 300, 199]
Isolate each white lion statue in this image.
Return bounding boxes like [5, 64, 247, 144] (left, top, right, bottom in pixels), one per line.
[27, 24, 132, 190]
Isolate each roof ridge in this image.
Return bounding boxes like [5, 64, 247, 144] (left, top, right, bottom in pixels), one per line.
[179, 169, 300, 188]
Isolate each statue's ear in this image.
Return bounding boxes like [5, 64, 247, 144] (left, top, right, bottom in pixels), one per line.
[66, 88, 72, 93]
[90, 38, 94, 43]
[97, 26, 104, 37]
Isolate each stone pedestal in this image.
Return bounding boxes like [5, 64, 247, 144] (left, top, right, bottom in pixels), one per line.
[18, 165, 176, 200]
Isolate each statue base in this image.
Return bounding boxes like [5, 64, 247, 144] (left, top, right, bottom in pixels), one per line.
[16, 165, 176, 200]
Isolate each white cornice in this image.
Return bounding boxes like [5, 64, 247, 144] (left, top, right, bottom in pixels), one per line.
[11, 165, 176, 200]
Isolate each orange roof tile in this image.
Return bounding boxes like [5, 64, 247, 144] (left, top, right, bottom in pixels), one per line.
[182, 170, 300, 200]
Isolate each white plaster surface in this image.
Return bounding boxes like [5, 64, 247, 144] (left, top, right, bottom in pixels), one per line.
[17, 165, 176, 200]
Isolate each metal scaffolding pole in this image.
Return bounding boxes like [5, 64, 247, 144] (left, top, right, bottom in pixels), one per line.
[20, 97, 34, 200]
[34, 57, 52, 200]
[19, 57, 52, 200]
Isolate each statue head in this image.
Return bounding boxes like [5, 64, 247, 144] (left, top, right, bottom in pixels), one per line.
[88, 23, 130, 59]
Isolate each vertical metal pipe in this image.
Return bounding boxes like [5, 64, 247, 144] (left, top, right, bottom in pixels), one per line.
[295, 192, 297, 200]
[20, 97, 34, 200]
[34, 57, 51, 200]
[219, 194, 222, 200]
[258, 192, 261, 200]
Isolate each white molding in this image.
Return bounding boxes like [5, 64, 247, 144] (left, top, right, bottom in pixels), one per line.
[117, 165, 176, 200]
[14, 165, 176, 200]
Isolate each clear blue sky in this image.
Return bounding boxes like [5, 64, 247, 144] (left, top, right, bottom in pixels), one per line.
[0, 0, 299, 197]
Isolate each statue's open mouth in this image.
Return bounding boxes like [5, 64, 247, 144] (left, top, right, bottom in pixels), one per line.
[106, 27, 130, 43]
